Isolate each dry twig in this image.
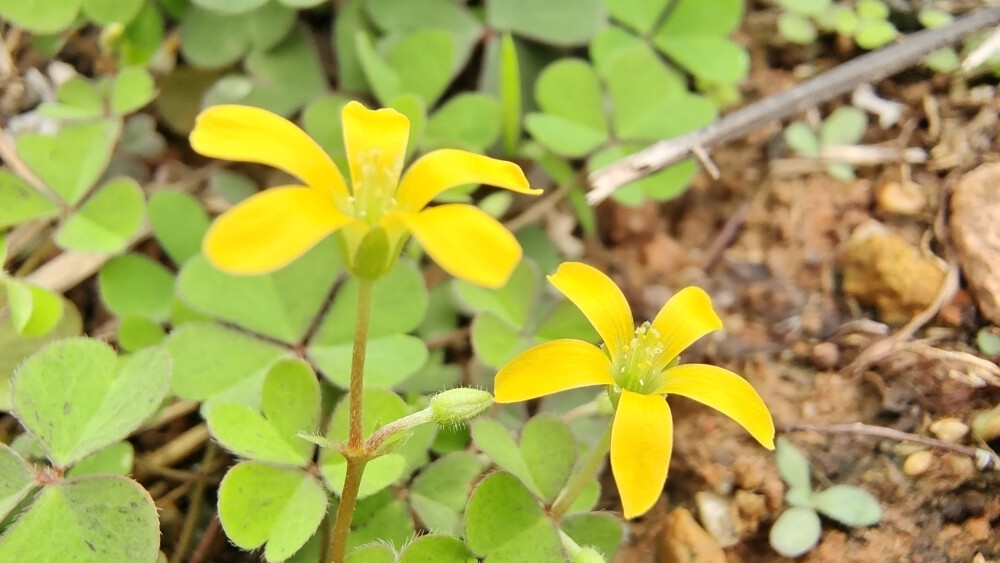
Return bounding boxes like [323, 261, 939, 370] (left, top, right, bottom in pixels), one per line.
[780, 421, 1000, 471]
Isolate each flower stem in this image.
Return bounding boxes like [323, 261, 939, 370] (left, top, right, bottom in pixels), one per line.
[328, 459, 367, 563]
[347, 278, 374, 452]
[550, 422, 613, 520]
[328, 278, 375, 563]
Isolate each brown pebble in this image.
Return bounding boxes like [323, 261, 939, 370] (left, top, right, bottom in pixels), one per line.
[966, 517, 991, 542]
[929, 418, 969, 443]
[659, 507, 727, 563]
[904, 450, 933, 476]
[877, 181, 926, 215]
[811, 342, 840, 370]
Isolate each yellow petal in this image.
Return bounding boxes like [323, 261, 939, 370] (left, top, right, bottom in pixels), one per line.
[494, 339, 614, 403]
[340, 101, 410, 197]
[548, 262, 634, 362]
[191, 105, 350, 204]
[611, 390, 673, 519]
[203, 186, 353, 274]
[395, 149, 540, 212]
[650, 286, 722, 364]
[399, 204, 521, 288]
[656, 364, 775, 449]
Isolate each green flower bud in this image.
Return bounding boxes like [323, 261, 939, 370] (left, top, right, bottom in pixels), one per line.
[429, 388, 493, 427]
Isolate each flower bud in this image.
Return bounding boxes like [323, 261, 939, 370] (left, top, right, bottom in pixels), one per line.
[429, 388, 493, 427]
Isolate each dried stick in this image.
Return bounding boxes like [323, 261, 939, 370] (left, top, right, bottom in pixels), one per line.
[780, 421, 999, 471]
[587, 4, 1000, 204]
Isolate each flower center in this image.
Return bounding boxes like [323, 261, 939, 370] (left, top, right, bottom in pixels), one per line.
[611, 322, 670, 394]
[352, 148, 399, 225]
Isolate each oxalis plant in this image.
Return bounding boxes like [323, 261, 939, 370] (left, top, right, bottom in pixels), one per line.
[769, 437, 882, 558]
[0, 100, 777, 563]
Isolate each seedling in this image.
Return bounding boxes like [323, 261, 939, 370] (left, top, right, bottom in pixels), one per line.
[770, 437, 882, 557]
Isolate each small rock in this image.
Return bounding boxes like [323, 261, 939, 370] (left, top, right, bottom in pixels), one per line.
[966, 517, 991, 543]
[904, 450, 934, 476]
[951, 163, 1000, 325]
[929, 418, 969, 443]
[694, 491, 740, 548]
[811, 342, 840, 370]
[660, 507, 727, 563]
[877, 181, 926, 216]
[840, 220, 948, 325]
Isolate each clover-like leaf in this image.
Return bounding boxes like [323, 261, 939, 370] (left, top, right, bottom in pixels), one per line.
[178, 238, 340, 344]
[347, 489, 415, 552]
[470, 418, 538, 496]
[82, 0, 144, 24]
[784, 122, 820, 157]
[239, 28, 328, 117]
[16, 120, 120, 206]
[424, 93, 502, 152]
[398, 534, 471, 562]
[470, 312, 535, 369]
[0, 443, 35, 521]
[117, 314, 166, 352]
[180, 3, 295, 68]
[465, 471, 566, 561]
[560, 512, 624, 560]
[769, 506, 822, 558]
[191, 0, 267, 15]
[455, 259, 538, 327]
[606, 0, 669, 35]
[166, 322, 287, 410]
[487, 0, 605, 47]
[218, 461, 328, 562]
[410, 451, 488, 535]
[0, 0, 82, 33]
[365, 0, 482, 73]
[4, 279, 63, 337]
[99, 253, 175, 323]
[778, 12, 819, 44]
[775, 436, 812, 491]
[55, 177, 145, 253]
[820, 106, 868, 146]
[653, 0, 748, 84]
[525, 59, 608, 157]
[66, 441, 134, 478]
[208, 359, 320, 466]
[12, 339, 170, 467]
[0, 299, 82, 411]
[345, 545, 395, 563]
[120, 1, 164, 66]
[811, 484, 881, 527]
[0, 475, 159, 562]
[520, 414, 577, 502]
[110, 66, 156, 115]
[357, 29, 455, 106]
[147, 191, 210, 267]
[0, 170, 59, 228]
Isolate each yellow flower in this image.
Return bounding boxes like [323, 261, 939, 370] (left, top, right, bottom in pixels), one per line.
[494, 262, 775, 519]
[189, 102, 541, 287]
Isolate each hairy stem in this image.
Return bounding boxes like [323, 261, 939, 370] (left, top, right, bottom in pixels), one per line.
[347, 279, 374, 451]
[550, 422, 613, 520]
[328, 459, 368, 563]
[328, 278, 375, 562]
